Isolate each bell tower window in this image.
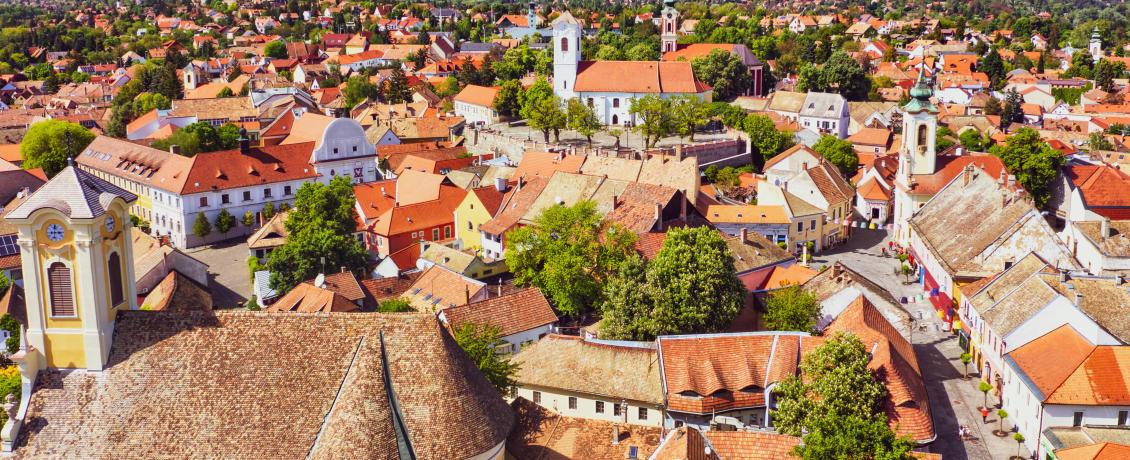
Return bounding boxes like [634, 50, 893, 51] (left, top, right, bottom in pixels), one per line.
[48, 262, 75, 317]
[918, 124, 928, 148]
[108, 252, 124, 306]
[561, 37, 568, 52]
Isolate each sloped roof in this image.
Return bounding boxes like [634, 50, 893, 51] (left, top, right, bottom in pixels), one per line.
[14, 311, 513, 458]
[1008, 324, 1095, 401]
[453, 84, 499, 108]
[443, 287, 557, 337]
[1046, 346, 1130, 406]
[1057, 442, 1130, 460]
[574, 61, 709, 94]
[512, 334, 662, 404]
[8, 163, 136, 220]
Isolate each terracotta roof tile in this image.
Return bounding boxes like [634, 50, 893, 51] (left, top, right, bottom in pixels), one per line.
[1008, 324, 1095, 400]
[180, 143, 317, 194]
[705, 430, 802, 459]
[1057, 442, 1130, 460]
[507, 397, 663, 458]
[359, 271, 421, 305]
[512, 151, 585, 180]
[443, 287, 557, 337]
[453, 84, 499, 108]
[1046, 346, 1130, 405]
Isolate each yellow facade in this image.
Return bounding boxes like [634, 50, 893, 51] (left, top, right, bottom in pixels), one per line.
[453, 191, 496, 250]
[43, 333, 85, 368]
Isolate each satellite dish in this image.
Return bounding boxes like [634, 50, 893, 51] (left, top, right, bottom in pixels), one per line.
[314, 273, 325, 288]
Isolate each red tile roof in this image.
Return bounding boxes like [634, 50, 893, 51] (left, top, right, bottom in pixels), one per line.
[1046, 346, 1130, 405]
[575, 61, 710, 94]
[1057, 442, 1130, 460]
[1009, 325, 1096, 399]
[180, 142, 318, 194]
[370, 185, 466, 236]
[904, 152, 1007, 196]
[442, 287, 557, 337]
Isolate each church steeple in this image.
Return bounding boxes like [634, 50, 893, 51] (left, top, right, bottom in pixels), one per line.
[899, 61, 939, 177]
[661, 0, 678, 54]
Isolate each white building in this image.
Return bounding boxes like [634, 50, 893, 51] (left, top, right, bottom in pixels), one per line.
[453, 84, 500, 127]
[798, 92, 850, 139]
[551, 12, 710, 126]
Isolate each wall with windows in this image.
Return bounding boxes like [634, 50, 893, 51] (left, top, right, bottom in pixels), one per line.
[514, 385, 663, 427]
[181, 180, 305, 248]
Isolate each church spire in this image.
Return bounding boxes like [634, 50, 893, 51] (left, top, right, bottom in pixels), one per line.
[904, 60, 937, 113]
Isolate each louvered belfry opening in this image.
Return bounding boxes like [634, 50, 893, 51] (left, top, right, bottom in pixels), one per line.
[48, 262, 74, 317]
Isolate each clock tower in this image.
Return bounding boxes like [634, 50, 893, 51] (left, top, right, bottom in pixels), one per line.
[4, 159, 138, 371]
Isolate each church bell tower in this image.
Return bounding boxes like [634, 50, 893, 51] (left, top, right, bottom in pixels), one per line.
[661, 0, 679, 54]
[899, 65, 939, 180]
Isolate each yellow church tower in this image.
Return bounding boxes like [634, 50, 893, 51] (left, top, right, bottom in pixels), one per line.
[4, 158, 138, 371]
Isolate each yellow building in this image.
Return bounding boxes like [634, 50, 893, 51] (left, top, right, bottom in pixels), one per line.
[5, 160, 138, 370]
[453, 183, 507, 252]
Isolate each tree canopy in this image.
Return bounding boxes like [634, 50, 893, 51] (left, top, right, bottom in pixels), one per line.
[21, 119, 95, 178]
[151, 122, 240, 156]
[990, 127, 1065, 208]
[266, 176, 368, 292]
[601, 226, 745, 340]
[691, 48, 753, 100]
[453, 323, 519, 397]
[764, 285, 821, 332]
[507, 200, 637, 318]
[773, 332, 916, 460]
[797, 51, 871, 101]
[812, 135, 859, 177]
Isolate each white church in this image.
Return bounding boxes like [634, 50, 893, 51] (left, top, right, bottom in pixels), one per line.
[551, 5, 711, 126]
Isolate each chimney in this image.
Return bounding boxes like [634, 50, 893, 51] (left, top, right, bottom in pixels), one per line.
[380, 186, 387, 197]
[611, 195, 619, 210]
[464, 285, 470, 305]
[831, 262, 842, 278]
[1102, 217, 1112, 240]
[963, 165, 973, 187]
[1059, 270, 1068, 283]
[998, 169, 1005, 185]
[169, 144, 181, 155]
[654, 202, 663, 232]
[495, 177, 508, 193]
[802, 161, 808, 170]
[238, 128, 250, 154]
[1074, 291, 1083, 306]
[740, 228, 749, 243]
[675, 144, 684, 161]
[517, 176, 524, 191]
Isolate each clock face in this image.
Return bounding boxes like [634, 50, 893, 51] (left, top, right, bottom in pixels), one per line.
[105, 216, 116, 233]
[46, 224, 65, 242]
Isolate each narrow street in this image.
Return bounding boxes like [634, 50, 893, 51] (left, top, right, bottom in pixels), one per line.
[816, 228, 1029, 460]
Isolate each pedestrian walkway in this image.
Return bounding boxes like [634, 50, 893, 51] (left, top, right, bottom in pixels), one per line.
[818, 228, 1031, 459]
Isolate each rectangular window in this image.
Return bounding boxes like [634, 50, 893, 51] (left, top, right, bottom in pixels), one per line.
[595, 401, 605, 413]
[638, 407, 648, 420]
[221, 194, 230, 204]
[1119, 411, 1128, 426]
[444, 226, 451, 238]
[410, 231, 418, 239]
[243, 191, 252, 201]
[796, 222, 803, 232]
[432, 228, 440, 240]
[613, 403, 622, 417]
[532, 391, 541, 404]
[199, 196, 208, 207]
[613, 98, 620, 108]
[810, 220, 817, 230]
[568, 396, 577, 410]
[284, 185, 292, 195]
[264, 188, 272, 198]
[1073, 412, 1084, 427]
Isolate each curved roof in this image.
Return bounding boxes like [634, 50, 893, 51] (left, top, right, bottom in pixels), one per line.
[7, 163, 136, 220]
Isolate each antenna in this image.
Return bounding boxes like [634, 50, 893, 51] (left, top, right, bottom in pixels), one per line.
[314, 273, 325, 288]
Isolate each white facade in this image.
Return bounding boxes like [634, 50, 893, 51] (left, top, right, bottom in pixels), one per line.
[309, 118, 379, 184]
[551, 15, 581, 100]
[798, 92, 850, 139]
[514, 385, 663, 427]
[454, 100, 497, 127]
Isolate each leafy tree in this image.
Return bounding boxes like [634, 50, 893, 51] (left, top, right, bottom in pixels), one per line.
[507, 201, 637, 318]
[979, 380, 993, 408]
[765, 285, 821, 332]
[266, 176, 368, 291]
[566, 98, 601, 146]
[383, 66, 412, 103]
[997, 409, 1009, 433]
[601, 226, 745, 340]
[378, 298, 413, 312]
[999, 89, 1023, 131]
[152, 122, 240, 156]
[985, 96, 1002, 116]
[493, 80, 522, 118]
[193, 212, 212, 238]
[1094, 59, 1125, 92]
[521, 79, 566, 143]
[453, 323, 520, 397]
[21, 120, 96, 178]
[1014, 433, 1026, 459]
[216, 86, 234, 98]
[264, 40, 288, 59]
[1090, 132, 1114, 151]
[990, 127, 1065, 207]
[629, 95, 674, 148]
[960, 129, 989, 151]
[960, 353, 972, 380]
[670, 95, 709, 142]
[797, 51, 871, 101]
[774, 332, 915, 460]
[263, 202, 276, 220]
[980, 48, 1006, 89]
[214, 208, 236, 233]
[134, 92, 171, 113]
[243, 211, 255, 227]
[343, 74, 378, 108]
[812, 135, 858, 177]
[691, 49, 753, 100]
[743, 114, 795, 160]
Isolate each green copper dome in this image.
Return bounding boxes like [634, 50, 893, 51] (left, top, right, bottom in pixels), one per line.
[904, 65, 937, 113]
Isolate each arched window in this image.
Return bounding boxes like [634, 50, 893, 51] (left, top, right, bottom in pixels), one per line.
[612, 114, 619, 125]
[917, 124, 928, 148]
[108, 252, 124, 306]
[48, 262, 74, 317]
[560, 37, 569, 52]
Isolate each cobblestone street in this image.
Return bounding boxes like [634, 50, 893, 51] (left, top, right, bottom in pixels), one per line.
[816, 228, 1031, 460]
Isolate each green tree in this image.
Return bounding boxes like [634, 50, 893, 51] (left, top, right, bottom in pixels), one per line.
[266, 176, 368, 292]
[1094, 59, 1125, 92]
[691, 49, 753, 100]
[979, 380, 993, 408]
[961, 352, 972, 380]
[1090, 132, 1114, 151]
[20, 120, 96, 178]
[566, 98, 601, 146]
[193, 212, 212, 238]
[743, 114, 795, 160]
[1014, 433, 1026, 459]
[522, 84, 566, 143]
[997, 409, 1009, 433]
[152, 122, 240, 156]
[629, 95, 673, 148]
[453, 323, 520, 397]
[812, 135, 859, 177]
[999, 88, 1023, 131]
[342, 74, 378, 108]
[773, 332, 915, 460]
[980, 48, 1006, 89]
[797, 51, 871, 101]
[243, 211, 255, 227]
[507, 201, 637, 318]
[216, 86, 234, 98]
[625, 42, 658, 61]
[764, 285, 821, 332]
[378, 298, 413, 312]
[383, 66, 413, 104]
[493, 80, 522, 118]
[264, 40, 288, 59]
[214, 208, 236, 233]
[601, 226, 745, 340]
[670, 95, 709, 142]
[990, 127, 1065, 207]
[960, 129, 989, 151]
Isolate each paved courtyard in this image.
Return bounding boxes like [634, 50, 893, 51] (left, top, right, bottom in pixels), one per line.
[817, 227, 1030, 460]
[185, 240, 253, 309]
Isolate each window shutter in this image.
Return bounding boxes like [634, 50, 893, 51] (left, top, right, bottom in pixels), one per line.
[48, 263, 74, 317]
